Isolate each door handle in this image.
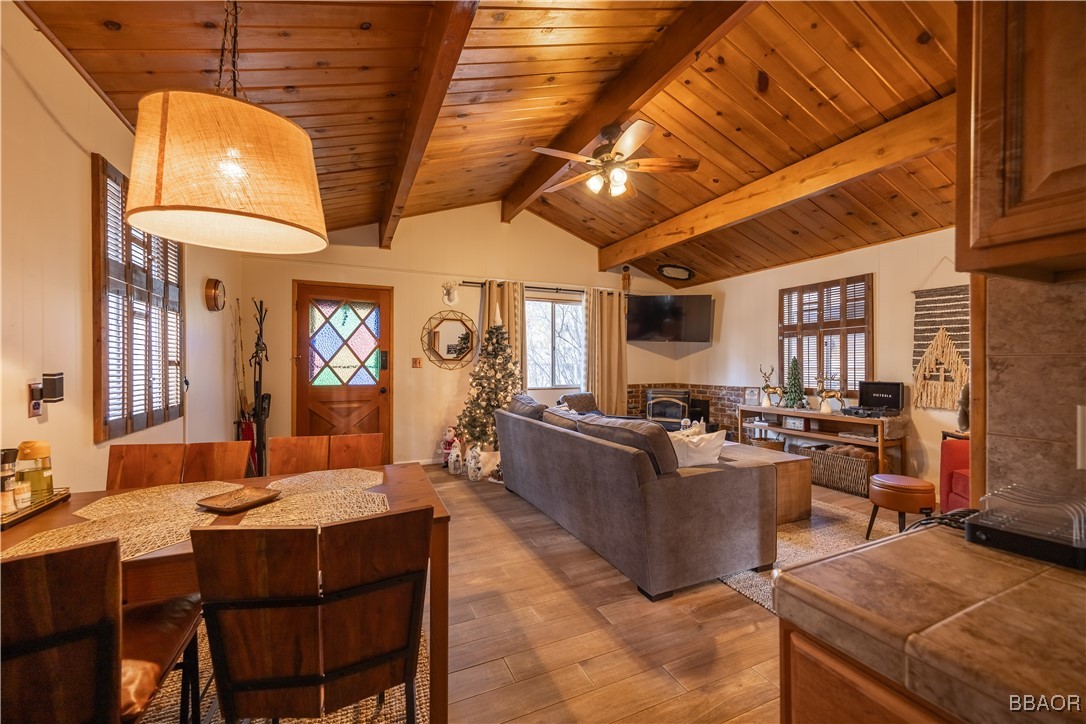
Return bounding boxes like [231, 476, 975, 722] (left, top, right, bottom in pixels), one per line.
[379, 387, 388, 394]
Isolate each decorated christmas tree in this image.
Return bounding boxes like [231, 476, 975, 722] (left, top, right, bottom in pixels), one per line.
[456, 324, 522, 449]
[783, 356, 805, 408]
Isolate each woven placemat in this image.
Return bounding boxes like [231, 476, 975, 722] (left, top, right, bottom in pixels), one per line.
[239, 489, 389, 527]
[269, 468, 384, 497]
[1, 507, 216, 561]
[74, 482, 242, 520]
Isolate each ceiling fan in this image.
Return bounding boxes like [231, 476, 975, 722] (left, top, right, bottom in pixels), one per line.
[533, 120, 700, 198]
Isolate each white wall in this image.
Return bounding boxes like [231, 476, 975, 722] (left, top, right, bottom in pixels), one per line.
[2, 5, 242, 491]
[665, 228, 965, 481]
[237, 202, 674, 463]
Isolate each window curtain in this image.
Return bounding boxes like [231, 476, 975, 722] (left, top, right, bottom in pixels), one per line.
[585, 288, 627, 415]
[481, 280, 527, 391]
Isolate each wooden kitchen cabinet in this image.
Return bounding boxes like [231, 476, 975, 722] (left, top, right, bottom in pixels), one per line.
[956, 1, 1086, 282]
[780, 622, 957, 724]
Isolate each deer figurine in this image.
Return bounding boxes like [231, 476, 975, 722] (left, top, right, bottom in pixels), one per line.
[760, 365, 785, 407]
[816, 373, 846, 413]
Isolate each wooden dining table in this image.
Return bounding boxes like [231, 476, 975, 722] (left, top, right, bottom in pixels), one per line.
[0, 462, 451, 724]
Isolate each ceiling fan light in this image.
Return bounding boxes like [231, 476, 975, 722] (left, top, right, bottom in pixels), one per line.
[609, 183, 627, 197]
[658, 263, 695, 281]
[608, 167, 628, 186]
[586, 173, 605, 194]
[126, 91, 328, 254]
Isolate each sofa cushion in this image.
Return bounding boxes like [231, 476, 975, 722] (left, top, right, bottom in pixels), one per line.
[507, 393, 547, 420]
[576, 415, 678, 475]
[951, 469, 970, 499]
[542, 407, 580, 430]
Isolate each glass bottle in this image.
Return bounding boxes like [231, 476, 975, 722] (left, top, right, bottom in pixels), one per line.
[16, 440, 53, 502]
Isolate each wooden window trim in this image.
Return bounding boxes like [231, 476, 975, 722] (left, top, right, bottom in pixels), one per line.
[778, 274, 873, 398]
[92, 154, 185, 443]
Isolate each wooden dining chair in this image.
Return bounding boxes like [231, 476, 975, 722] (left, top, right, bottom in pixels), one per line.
[106, 443, 185, 490]
[267, 435, 329, 475]
[181, 440, 251, 482]
[328, 433, 385, 469]
[1, 539, 202, 724]
[190, 506, 433, 723]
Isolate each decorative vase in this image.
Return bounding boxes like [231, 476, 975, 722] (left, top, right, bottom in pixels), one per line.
[820, 398, 834, 414]
[761, 393, 772, 407]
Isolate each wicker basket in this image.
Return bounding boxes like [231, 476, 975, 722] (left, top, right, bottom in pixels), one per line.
[794, 447, 875, 497]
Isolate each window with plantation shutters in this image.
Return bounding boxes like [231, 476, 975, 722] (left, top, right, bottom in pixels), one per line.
[92, 155, 184, 443]
[778, 274, 872, 398]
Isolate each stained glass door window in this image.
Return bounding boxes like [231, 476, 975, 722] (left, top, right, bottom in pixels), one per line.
[308, 299, 381, 386]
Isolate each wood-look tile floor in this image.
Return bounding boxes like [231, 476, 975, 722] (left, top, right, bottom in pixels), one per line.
[427, 465, 921, 723]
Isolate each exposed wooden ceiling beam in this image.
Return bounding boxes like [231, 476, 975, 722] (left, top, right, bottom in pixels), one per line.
[379, 1, 478, 248]
[499, 1, 759, 224]
[598, 93, 958, 271]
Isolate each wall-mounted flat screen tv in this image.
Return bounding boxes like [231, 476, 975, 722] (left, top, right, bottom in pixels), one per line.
[626, 295, 713, 342]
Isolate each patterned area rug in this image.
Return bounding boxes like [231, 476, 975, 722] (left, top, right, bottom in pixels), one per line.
[141, 624, 430, 724]
[721, 499, 900, 612]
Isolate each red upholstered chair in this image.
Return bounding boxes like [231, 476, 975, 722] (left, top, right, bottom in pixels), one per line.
[939, 438, 971, 513]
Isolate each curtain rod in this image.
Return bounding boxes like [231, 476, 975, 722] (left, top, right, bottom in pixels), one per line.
[459, 280, 587, 295]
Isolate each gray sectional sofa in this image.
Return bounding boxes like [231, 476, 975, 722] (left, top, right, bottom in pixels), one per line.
[494, 405, 777, 600]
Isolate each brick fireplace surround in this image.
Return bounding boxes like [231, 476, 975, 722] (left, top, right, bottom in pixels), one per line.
[627, 384, 746, 437]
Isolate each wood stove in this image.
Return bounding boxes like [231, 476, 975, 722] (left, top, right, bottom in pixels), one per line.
[645, 388, 691, 426]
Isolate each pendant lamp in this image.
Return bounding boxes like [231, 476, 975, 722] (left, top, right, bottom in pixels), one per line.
[125, 3, 327, 254]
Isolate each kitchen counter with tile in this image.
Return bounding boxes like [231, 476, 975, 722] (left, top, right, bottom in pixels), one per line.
[775, 526, 1085, 723]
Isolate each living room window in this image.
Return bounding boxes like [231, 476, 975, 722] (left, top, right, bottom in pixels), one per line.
[525, 296, 585, 389]
[779, 274, 872, 397]
[92, 154, 184, 443]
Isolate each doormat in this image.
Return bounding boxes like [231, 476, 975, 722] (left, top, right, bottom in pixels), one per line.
[721, 500, 899, 613]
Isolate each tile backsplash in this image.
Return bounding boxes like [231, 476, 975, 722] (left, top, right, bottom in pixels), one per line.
[986, 277, 1086, 495]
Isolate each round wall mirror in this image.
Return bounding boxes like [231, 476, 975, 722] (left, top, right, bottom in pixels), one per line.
[421, 310, 477, 369]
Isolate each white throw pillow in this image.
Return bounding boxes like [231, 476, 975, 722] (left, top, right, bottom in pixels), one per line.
[667, 429, 730, 467]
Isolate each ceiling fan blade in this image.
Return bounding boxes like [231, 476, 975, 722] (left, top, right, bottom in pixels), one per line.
[626, 157, 701, 173]
[612, 120, 655, 160]
[625, 177, 638, 198]
[543, 170, 600, 193]
[532, 147, 600, 165]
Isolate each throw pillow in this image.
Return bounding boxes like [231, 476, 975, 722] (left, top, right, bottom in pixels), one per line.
[507, 393, 547, 420]
[668, 429, 730, 467]
[558, 392, 601, 414]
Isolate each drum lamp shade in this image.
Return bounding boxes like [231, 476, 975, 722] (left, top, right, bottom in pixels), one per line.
[125, 91, 328, 254]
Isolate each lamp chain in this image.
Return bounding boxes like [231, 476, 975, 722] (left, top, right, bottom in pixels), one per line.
[214, 1, 243, 99]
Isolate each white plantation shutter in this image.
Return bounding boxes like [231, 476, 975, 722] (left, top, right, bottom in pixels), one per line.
[93, 155, 184, 442]
[779, 274, 872, 396]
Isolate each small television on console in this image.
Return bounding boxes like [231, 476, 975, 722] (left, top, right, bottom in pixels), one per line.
[626, 295, 713, 343]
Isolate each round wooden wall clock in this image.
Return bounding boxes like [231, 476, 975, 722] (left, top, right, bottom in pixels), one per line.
[204, 279, 226, 311]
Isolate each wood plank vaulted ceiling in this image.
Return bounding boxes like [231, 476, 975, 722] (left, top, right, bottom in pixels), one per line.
[21, 0, 957, 287]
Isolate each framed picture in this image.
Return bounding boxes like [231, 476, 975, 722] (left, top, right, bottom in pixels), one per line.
[743, 387, 761, 406]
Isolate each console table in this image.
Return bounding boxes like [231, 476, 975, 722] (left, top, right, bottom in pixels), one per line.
[736, 405, 906, 475]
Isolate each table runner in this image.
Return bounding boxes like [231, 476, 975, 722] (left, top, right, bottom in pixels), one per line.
[1, 507, 216, 561]
[1, 470, 388, 561]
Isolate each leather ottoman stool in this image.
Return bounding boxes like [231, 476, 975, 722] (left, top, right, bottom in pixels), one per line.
[866, 474, 935, 539]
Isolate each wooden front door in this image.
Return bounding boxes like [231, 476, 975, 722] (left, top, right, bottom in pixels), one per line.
[294, 282, 392, 463]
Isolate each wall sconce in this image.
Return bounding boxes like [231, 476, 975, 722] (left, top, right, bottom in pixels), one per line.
[42, 373, 64, 403]
[29, 373, 64, 418]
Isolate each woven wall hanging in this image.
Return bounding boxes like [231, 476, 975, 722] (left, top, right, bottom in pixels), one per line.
[912, 285, 969, 409]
